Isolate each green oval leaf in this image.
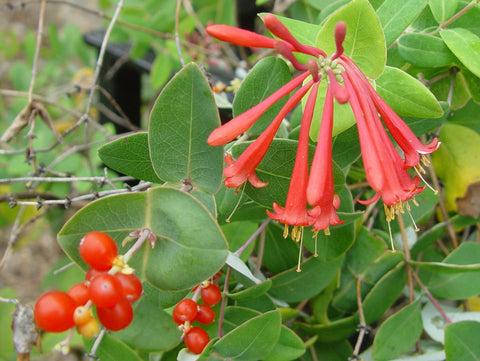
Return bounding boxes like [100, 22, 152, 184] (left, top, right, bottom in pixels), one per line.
[376, 0, 429, 48]
[296, 315, 359, 342]
[227, 280, 272, 301]
[263, 326, 306, 361]
[316, 0, 386, 79]
[445, 320, 480, 361]
[233, 57, 291, 137]
[440, 28, 480, 78]
[269, 255, 344, 303]
[363, 261, 408, 324]
[409, 260, 480, 274]
[428, 242, 480, 299]
[84, 333, 143, 361]
[333, 251, 404, 313]
[372, 298, 423, 360]
[115, 297, 179, 351]
[397, 33, 456, 68]
[429, 0, 459, 23]
[148, 63, 223, 193]
[376, 66, 443, 118]
[98, 132, 163, 183]
[58, 187, 228, 291]
[213, 310, 282, 361]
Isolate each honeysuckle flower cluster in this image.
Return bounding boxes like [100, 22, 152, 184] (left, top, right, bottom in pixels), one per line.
[206, 15, 439, 239]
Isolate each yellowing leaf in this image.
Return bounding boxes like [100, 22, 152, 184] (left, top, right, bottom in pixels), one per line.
[432, 123, 480, 211]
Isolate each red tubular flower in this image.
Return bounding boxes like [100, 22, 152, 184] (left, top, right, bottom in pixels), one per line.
[267, 82, 320, 239]
[341, 56, 439, 169]
[306, 81, 344, 234]
[206, 24, 279, 49]
[342, 63, 425, 217]
[223, 80, 314, 189]
[207, 72, 310, 146]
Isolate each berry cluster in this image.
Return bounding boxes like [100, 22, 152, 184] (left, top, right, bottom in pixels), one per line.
[172, 281, 222, 354]
[34, 231, 142, 338]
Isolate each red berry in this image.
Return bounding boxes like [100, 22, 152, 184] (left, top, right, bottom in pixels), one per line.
[200, 284, 222, 306]
[85, 268, 107, 282]
[79, 231, 118, 271]
[34, 291, 76, 332]
[195, 304, 215, 325]
[115, 273, 142, 303]
[172, 299, 198, 325]
[89, 273, 123, 308]
[97, 297, 133, 331]
[184, 327, 210, 354]
[67, 282, 89, 306]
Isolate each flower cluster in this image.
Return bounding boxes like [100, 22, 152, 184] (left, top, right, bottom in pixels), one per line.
[206, 15, 439, 239]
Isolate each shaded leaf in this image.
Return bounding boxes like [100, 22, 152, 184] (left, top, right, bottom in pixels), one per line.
[428, 242, 480, 299]
[115, 297, 179, 351]
[372, 298, 423, 360]
[213, 310, 281, 361]
[84, 333, 143, 361]
[268, 255, 344, 303]
[263, 326, 306, 361]
[445, 321, 480, 361]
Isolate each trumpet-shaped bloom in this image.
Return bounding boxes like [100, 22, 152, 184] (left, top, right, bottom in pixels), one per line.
[267, 82, 319, 240]
[307, 78, 345, 234]
[341, 60, 425, 216]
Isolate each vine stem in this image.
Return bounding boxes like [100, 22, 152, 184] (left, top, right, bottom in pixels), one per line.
[412, 272, 452, 324]
[234, 218, 271, 257]
[217, 266, 231, 338]
[440, 0, 479, 30]
[351, 279, 367, 360]
[397, 214, 415, 302]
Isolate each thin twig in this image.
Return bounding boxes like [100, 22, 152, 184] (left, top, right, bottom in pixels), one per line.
[234, 218, 271, 257]
[175, 0, 185, 66]
[79, 0, 124, 127]
[412, 272, 452, 324]
[27, 0, 46, 103]
[0, 175, 133, 184]
[8, 182, 152, 208]
[0, 206, 27, 269]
